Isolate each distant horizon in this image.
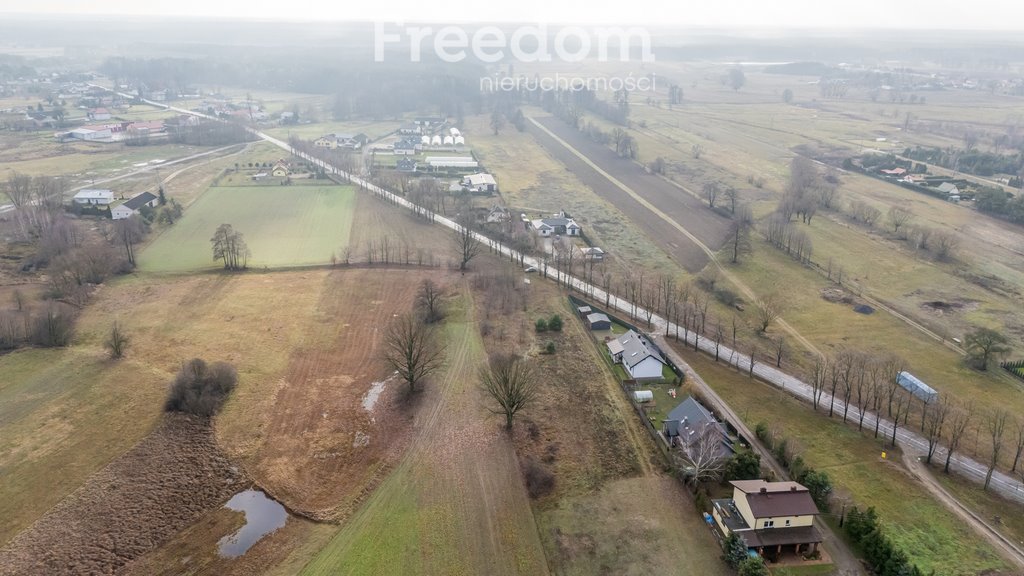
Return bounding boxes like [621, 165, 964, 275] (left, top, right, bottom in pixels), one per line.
[1, 0, 1023, 32]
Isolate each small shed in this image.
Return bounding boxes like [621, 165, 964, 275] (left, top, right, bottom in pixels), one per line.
[897, 371, 938, 403]
[577, 305, 593, 316]
[586, 313, 612, 331]
[633, 390, 654, 403]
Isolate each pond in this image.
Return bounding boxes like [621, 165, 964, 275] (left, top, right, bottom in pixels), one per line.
[217, 490, 288, 558]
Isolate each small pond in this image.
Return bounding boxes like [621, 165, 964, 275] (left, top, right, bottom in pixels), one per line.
[217, 490, 288, 558]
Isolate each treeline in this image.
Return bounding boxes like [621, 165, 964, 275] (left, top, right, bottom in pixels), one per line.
[101, 55, 485, 121]
[165, 120, 257, 147]
[0, 302, 75, 350]
[753, 423, 833, 511]
[975, 187, 1024, 225]
[903, 145, 1024, 179]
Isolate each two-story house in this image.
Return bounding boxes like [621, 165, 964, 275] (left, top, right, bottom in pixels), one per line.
[712, 480, 823, 562]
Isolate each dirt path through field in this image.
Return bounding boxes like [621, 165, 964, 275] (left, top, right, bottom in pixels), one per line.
[528, 116, 823, 358]
[900, 449, 1024, 570]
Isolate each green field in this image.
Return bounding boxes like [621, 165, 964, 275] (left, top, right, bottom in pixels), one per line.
[139, 185, 356, 272]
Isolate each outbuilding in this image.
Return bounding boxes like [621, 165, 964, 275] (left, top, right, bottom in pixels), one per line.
[587, 313, 612, 331]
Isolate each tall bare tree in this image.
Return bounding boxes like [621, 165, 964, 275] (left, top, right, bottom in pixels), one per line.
[114, 215, 147, 267]
[416, 279, 445, 323]
[887, 206, 914, 236]
[703, 182, 721, 209]
[480, 354, 538, 430]
[923, 397, 950, 464]
[945, 403, 974, 474]
[1011, 418, 1024, 474]
[890, 390, 912, 447]
[383, 314, 446, 393]
[755, 294, 781, 333]
[810, 356, 828, 411]
[453, 218, 481, 271]
[985, 409, 1009, 490]
[5, 171, 33, 208]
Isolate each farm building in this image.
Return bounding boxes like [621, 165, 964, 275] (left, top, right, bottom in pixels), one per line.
[586, 313, 611, 330]
[431, 135, 442, 146]
[112, 191, 158, 220]
[461, 173, 497, 193]
[271, 162, 291, 177]
[423, 156, 479, 170]
[88, 108, 111, 121]
[583, 246, 605, 261]
[936, 182, 960, 197]
[398, 123, 421, 135]
[485, 205, 510, 223]
[607, 329, 667, 380]
[454, 135, 465, 146]
[314, 133, 368, 150]
[73, 189, 114, 205]
[897, 371, 938, 402]
[65, 127, 112, 141]
[576, 305, 592, 316]
[394, 138, 421, 155]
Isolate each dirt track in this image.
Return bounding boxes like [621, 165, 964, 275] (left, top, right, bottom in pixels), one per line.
[527, 116, 733, 272]
[0, 413, 246, 576]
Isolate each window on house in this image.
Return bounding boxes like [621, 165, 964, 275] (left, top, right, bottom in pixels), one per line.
[764, 520, 774, 528]
[785, 519, 791, 527]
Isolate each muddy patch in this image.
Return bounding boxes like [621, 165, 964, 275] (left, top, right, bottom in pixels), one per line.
[0, 413, 247, 576]
[920, 299, 978, 315]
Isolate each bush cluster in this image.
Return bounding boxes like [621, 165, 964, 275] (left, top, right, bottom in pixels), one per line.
[164, 358, 238, 417]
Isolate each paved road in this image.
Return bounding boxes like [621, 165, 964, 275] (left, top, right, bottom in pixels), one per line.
[120, 87, 1024, 525]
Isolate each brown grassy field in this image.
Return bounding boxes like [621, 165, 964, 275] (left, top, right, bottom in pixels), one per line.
[0, 414, 247, 575]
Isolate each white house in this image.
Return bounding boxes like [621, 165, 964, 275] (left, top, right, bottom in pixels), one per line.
[530, 211, 581, 237]
[112, 191, 158, 219]
[73, 189, 114, 205]
[66, 127, 112, 142]
[88, 107, 111, 121]
[606, 329, 668, 380]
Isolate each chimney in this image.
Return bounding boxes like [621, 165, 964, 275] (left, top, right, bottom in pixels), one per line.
[791, 485, 797, 492]
[760, 487, 767, 494]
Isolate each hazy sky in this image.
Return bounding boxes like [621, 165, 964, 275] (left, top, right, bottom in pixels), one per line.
[1, 0, 1021, 29]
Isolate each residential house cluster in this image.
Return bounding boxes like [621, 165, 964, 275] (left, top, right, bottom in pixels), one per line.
[314, 133, 369, 150]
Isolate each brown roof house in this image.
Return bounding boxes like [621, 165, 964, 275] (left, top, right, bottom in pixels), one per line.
[712, 480, 824, 564]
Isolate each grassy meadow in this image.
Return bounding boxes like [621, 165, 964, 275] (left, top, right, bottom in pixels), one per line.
[139, 184, 356, 272]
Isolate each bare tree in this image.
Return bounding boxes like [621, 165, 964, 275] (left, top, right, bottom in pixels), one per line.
[453, 218, 482, 271]
[5, 171, 33, 208]
[673, 420, 729, 486]
[383, 314, 446, 393]
[723, 187, 739, 214]
[945, 403, 974, 474]
[417, 279, 445, 323]
[114, 215, 147, 267]
[810, 357, 828, 411]
[755, 294, 782, 333]
[923, 397, 950, 464]
[985, 409, 1009, 490]
[703, 182, 721, 209]
[729, 219, 752, 264]
[480, 354, 538, 430]
[773, 336, 786, 368]
[887, 206, 914, 236]
[1011, 417, 1024, 474]
[931, 230, 960, 261]
[105, 321, 129, 359]
[890, 390, 912, 447]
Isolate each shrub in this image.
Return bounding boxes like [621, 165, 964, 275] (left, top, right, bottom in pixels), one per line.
[548, 314, 563, 331]
[737, 557, 770, 576]
[535, 318, 548, 332]
[695, 490, 712, 514]
[523, 458, 555, 499]
[105, 321, 129, 359]
[32, 304, 74, 347]
[725, 449, 762, 481]
[545, 341, 556, 354]
[754, 421, 772, 447]
[164, 358, 238, 417]
[722, 532, 748, 568]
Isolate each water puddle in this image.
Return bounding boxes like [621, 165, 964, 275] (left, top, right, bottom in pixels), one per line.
[217, 490, 288, 558]
[362, 372, 396, 413]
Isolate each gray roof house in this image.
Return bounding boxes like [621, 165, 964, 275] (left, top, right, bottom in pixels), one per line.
[662, 396, 733, 458]
[607, 329, 667, 380]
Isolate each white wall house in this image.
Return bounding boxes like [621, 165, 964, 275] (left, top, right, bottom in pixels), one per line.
[111, 191, 158, 219]
[73, 189, 114, 205]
